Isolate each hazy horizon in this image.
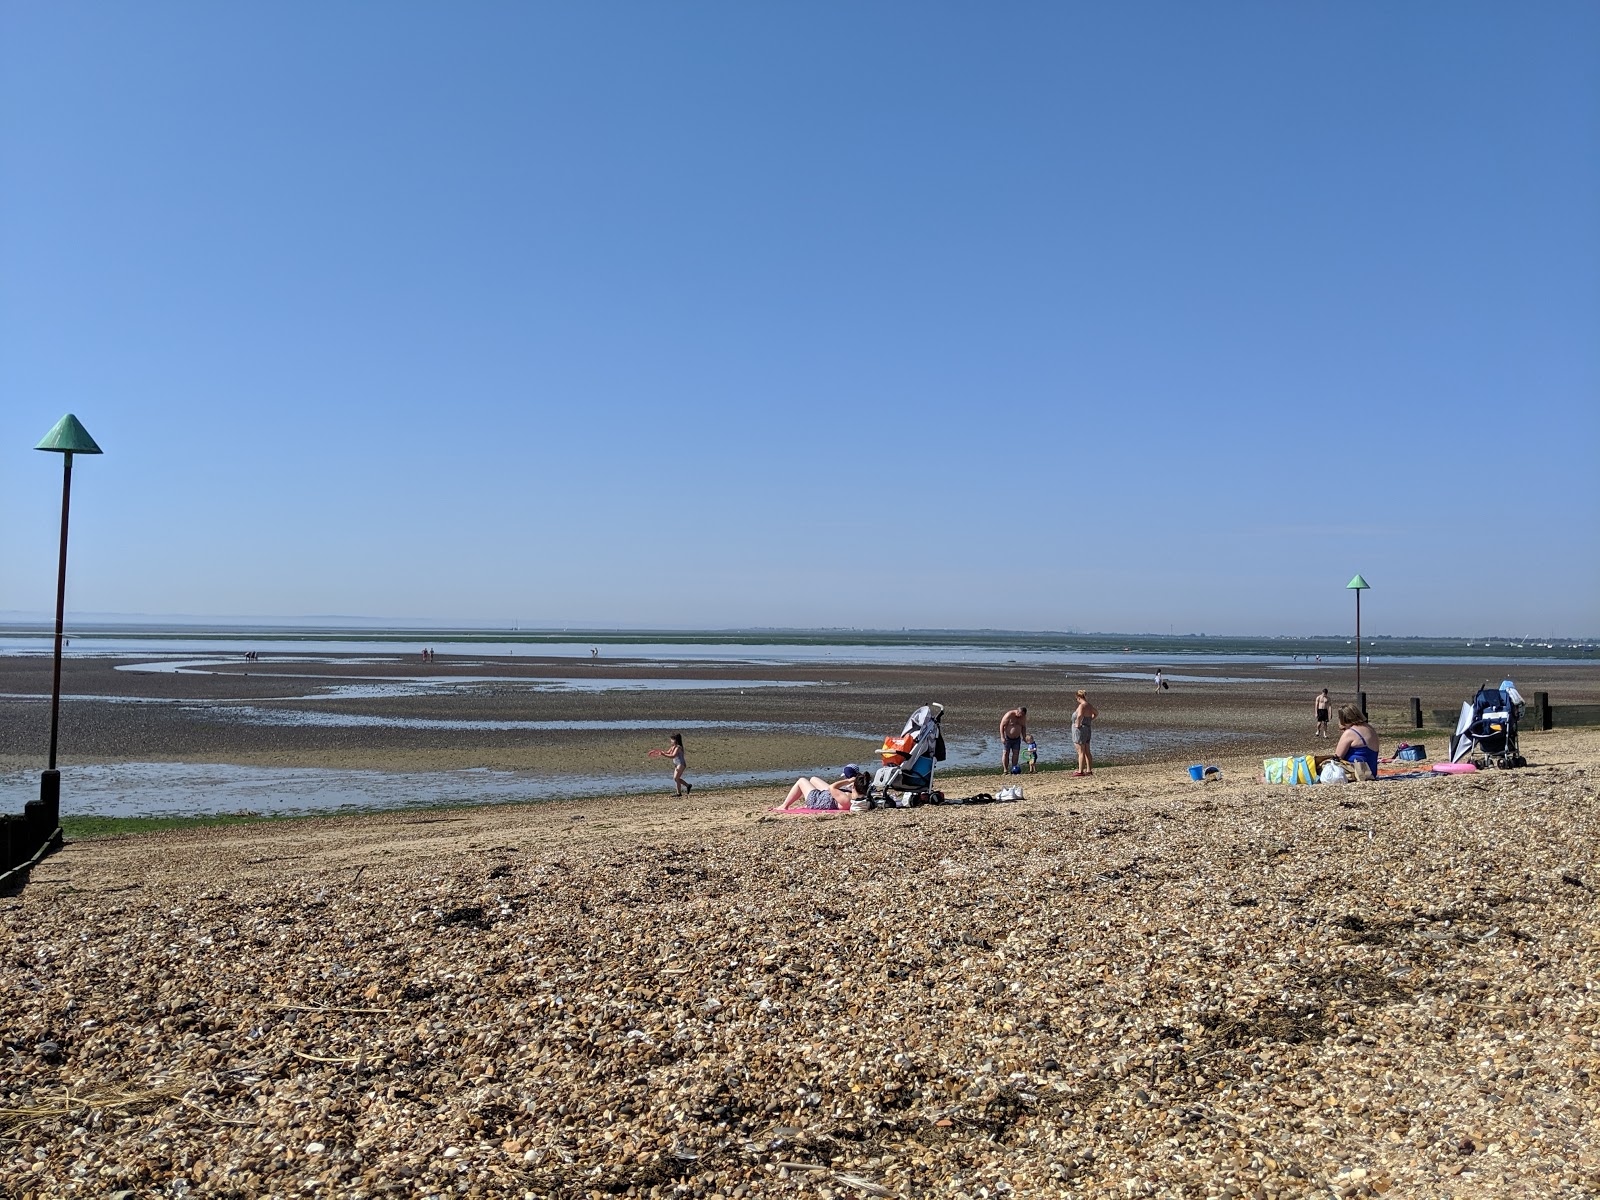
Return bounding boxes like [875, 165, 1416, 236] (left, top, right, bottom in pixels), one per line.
[1, 611, 1594, 643]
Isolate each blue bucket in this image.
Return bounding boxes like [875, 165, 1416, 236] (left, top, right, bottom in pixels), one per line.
[1187, 764, 1205, 781]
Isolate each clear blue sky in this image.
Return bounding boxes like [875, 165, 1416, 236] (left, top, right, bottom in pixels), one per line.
[2, 3, 1596, 636]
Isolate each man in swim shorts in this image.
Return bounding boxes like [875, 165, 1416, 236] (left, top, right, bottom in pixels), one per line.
[1000, 706, 1028, 774]
[1314, 688, 1331, 738]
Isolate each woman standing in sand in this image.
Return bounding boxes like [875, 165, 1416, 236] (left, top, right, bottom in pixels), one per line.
[1071, 690, 1098, 776]
[657, 733, 692, 796]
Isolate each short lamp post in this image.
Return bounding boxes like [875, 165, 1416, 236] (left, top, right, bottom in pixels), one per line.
[1347, 573, 1371, 709]
[35, 414, 103, 820]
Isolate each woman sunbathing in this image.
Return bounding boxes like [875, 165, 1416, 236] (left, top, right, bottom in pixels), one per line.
[778, 774, 864, 812]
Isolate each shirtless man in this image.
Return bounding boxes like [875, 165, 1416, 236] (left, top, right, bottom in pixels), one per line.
[999, 706, 1028, 774]
[1314, 688, 1331, 738]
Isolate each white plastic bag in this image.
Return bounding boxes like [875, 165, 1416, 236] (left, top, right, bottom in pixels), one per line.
[1319, 760, 1350, 785]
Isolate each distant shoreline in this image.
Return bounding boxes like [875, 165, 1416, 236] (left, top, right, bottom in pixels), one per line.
[1, 622, 1595, 662]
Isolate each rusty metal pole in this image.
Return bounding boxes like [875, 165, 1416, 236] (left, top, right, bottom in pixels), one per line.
[1347, 574, 1371, 710]
[47, 451, 73, 771]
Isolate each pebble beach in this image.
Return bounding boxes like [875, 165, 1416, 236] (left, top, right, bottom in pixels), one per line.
[4, 724, 1598, 1198]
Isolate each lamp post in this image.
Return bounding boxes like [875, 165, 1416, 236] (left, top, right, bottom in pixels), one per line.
[34, 414, 102, 820]
[1347, 573, 1371, 708]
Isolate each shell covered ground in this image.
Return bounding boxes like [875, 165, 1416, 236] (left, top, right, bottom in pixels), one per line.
[3, 730, 1598, 1199]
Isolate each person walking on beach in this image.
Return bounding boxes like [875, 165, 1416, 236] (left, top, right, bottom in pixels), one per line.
[1023, 734, 1039, 773]
[999, 706, 1028, 774]
[1071, 690, 1098, 776]
[655, 733, 692, 796]
[1314, 688, 1331, 738]
[1154, 668, 1167, 692]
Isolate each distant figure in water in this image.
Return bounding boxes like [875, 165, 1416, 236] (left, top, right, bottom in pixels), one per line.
[663, 733, 692, 796]
[591, 647, 599, 659]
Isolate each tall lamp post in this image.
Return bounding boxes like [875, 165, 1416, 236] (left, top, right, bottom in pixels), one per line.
[34, 414, 103, 822]
[1347, 573, 1371, 708]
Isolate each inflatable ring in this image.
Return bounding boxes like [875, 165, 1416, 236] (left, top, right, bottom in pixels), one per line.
[1431, 761, 1477, 774]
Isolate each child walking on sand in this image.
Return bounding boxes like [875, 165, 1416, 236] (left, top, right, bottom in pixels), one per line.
[657, 733, 692, 796]
[1024, 735, 1038, 773]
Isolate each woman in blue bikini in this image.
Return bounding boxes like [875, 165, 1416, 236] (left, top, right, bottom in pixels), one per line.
[1334, 705, 1380, 779]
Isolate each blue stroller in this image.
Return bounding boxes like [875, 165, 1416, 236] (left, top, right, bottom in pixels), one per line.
[1450, 681, 1526, 769]
[868, 703, 946, 806]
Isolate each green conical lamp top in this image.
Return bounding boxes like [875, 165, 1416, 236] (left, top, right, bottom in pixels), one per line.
[35, 413, 103, 454]
[1346, 573, 1371, 590]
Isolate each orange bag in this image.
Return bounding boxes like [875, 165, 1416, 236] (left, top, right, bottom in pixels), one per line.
[879, 734, 915, 764]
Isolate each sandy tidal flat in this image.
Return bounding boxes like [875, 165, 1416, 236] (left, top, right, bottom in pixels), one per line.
[4, 654, 1599, 817]
[2, 731, 1599, 1198]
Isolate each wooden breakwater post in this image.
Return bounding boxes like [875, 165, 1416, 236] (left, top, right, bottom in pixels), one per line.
[1533, 691, 1552, 732]
[1359, 691, 1368, 717]
[0, 787, 64, 891]
[1429, 693, 1593, 733]
[1410, 697, 1424, 728]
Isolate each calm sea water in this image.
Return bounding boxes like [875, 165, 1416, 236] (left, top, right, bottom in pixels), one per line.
[0, 630, 1590, 668]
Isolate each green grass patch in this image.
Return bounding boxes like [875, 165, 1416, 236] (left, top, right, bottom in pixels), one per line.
[61, 811, 304, 840]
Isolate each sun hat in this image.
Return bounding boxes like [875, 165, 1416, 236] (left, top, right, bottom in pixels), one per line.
[840, 764, 860, 778]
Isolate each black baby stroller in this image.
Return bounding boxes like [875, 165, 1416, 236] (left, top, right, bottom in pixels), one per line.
[868, 703, 946, 807]
[1450, 681, 1526, 769]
